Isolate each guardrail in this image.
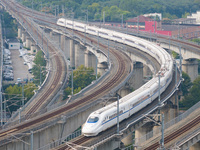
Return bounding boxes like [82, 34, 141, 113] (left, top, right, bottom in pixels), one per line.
[175, 125, 200, 148]
[38, 129, 82, 150]
[131, 98, 200, 149]
[0, 14, 4, 125]
[89, 64, 181, 150]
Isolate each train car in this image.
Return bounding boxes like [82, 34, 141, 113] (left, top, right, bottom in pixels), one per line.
[56, 18, 173, 136]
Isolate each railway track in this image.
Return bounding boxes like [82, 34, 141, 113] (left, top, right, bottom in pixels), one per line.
[20, 7, 200, 150]
[0, 37, 130, 145]
[7, 12, 66, 118]
[0, 1, 132, 147]
[0, 0, 194, 149]
[52, 65, 179, 150]
[144, 113, 200, 149]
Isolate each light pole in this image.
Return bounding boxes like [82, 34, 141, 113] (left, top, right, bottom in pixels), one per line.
[179, 45, 182, 80]
[121, 14, 123, 28]
[86, 9, 88, 24]
[103, 11, 105, 25]
[0, 91, 2, 126]
[158, 73, 161, 121]
[22, 82, 24, 106]
[117, 94, 120, 134]
[19, 107, 21, 123]
[71, 67, 74, 96]
[107, 39, 110, 66]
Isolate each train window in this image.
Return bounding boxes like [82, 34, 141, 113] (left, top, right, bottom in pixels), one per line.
[87, 116, 99, 123]
[58, 21, 64, 24]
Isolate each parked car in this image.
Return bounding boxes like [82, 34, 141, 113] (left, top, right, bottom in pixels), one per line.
[4, 65, 13, 70]
[4, 60, 12, 65]
[3, 75, 14, 81]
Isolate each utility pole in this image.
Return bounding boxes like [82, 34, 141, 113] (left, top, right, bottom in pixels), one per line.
[117, 95, 119, 134]
[62, 5, 64, 17]
[158, 73, 161, 121]
[71, 68, 73, 96]
[137, 16, 139, 34]
[30, 131, 33, 150]
[179, 45, 182, 80]
[158, 113, 165, 150]
[121, 14, 123, 28]
[107, 39, 110, 66]
[103, 11, 105, 25]
[22, 82, 24, 106]
[0, 91, 2, 126]
[40, 66, 42, 86]
[86, 9, 88, 24]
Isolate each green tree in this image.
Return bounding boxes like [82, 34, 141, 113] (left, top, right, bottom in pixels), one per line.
[180, 72, 192, 96]
[69, 65, 96, 89]
[33, 50, 46, 66]
[64, 65, 99, 99]
[24, 82, 37, 100]
[32, 50, 47, 85]
[20, 0, 200, 22]
[88, 3, 101, 21]
[180, 76, 200, 109]
[63, 87, 72, 99]
[4, 83, 37, 112]
[1, 11, 17, 38]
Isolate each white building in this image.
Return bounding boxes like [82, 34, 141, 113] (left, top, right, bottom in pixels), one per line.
[6, 38, 21, 50]
[187, 11, 200, 24]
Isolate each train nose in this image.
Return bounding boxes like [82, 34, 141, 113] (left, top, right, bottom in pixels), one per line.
[82, 123, 98, 136]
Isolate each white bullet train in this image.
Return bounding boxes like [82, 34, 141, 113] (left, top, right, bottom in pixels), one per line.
[57, 18, 173, 136]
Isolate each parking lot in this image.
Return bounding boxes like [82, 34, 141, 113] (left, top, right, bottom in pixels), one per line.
[3, 49, 33, 84]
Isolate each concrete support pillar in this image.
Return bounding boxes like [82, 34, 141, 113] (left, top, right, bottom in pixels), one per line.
[135, 123, 153, 148]
[190, 142, 200, 150]
[92, 54, 97, 73]
[21, 31, 26, 43]
[70, 39, 75, 68]
[75, 44, 80, 69]
[161, 103, 176, 123]
[121, 134, 133, 146]
[182, 59, 198, 82]
[130, 62, 144, 90]
[61, 34, 65, 51]
[31, 44, 36, 54]
[62, 37, 70, 60]
[26, 37, 31, 49]
[18, 27, 22, 39]
[79, 46, 86, 66]
[74, 44, 85, 68]
[84, 49, 92, 68]
[97, 63, 107, 76]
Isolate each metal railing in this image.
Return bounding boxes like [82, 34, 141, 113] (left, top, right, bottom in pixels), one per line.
[38, 129, 82, 150]
[133, 95, 200, 147]
[0, 14, 4, 125]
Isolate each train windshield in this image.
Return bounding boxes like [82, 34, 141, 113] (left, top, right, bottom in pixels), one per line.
[87, 116, 99, 123]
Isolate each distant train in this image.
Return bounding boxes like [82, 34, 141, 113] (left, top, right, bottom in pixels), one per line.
[57, 18, 173, 136]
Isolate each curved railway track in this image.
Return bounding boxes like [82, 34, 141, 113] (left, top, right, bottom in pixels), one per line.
[0, 37, 130, 143]
[10, 12, 66, 118]
[144, 113, 200, 150]
[0, 1, 132, 146]
[2, 1, 199, 149]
